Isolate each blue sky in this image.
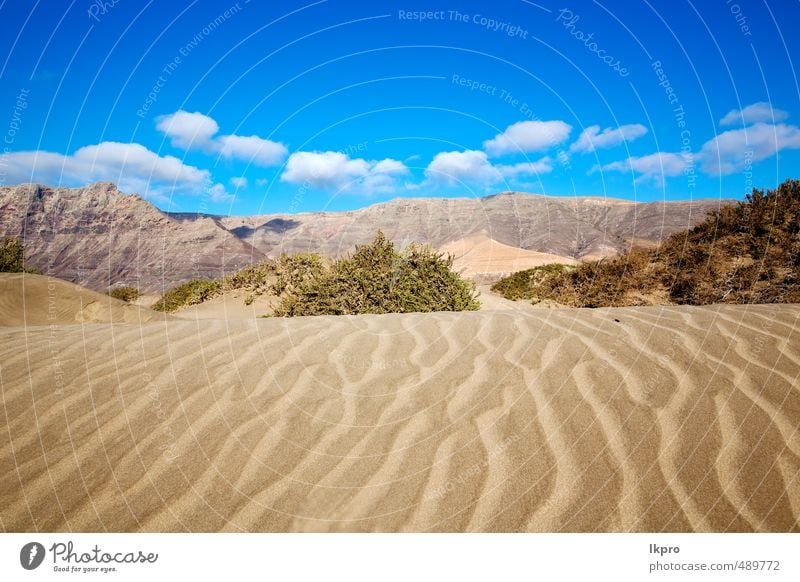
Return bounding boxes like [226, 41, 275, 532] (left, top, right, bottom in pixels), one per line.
[0, 0, 798, 214]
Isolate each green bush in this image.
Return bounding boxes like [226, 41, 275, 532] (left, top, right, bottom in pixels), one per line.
[0, 237, 26, 272]
[272, 253, 325, 296]
[108, 286, 141, 303]
[491, 263, 573, 300]
[222, 261, 274, 292]
[152, 279, 222, 312]
[273, 232, 480, 316]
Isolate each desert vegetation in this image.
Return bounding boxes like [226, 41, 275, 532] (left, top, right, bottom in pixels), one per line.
[0, 237, 38, 273]
[273, 232, 480, 316]
[152, 232, 480, 315]
[493, 179, 800, 307]
[490, 263, 574, 301]
[107, 286, 141, 303]
[152, 279, 222, 312]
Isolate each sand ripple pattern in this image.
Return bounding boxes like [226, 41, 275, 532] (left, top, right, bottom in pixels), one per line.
[1, 305, 799, 532]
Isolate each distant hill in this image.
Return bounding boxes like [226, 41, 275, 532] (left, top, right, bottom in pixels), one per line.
[491, 179, 800, 307]
[0, 182, 267, 291]
[211, 192, 726, 263]
[0, 182, 729, 291]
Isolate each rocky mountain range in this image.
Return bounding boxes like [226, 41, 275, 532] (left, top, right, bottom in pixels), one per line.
[0, 182, 730, 291]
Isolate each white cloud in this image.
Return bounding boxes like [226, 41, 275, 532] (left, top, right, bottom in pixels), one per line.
[570, 124, 648, 153]
[425, 150, 501, 185]
[156, 110, 219, 150]
[156, 110, 288, 167]
[280, 151, 409, 194]
[208, 183, 234, 203]
[281, 151, 369, 189]
[598, 152, 688, 185]
[699, 122, 800, 174]
[216, 135, 287, 167]
[371, 158, 408, 174]
[425, 150, 553, 186]
[483, 120, 572, 156]
[719, 102, 789, 127]
[230, 176, 248, 188]
[0, 141, 211, 200]
[496, 157, 553, 178]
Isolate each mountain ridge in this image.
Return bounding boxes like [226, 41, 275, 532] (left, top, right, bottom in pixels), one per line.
[167, 189, 727, 220]
[0, 182, 732, 291]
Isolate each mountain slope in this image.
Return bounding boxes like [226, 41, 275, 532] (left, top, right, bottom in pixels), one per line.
[215, 192, 726, 260]
[0, 183, 729, 291]
[0, 182, 267, 291]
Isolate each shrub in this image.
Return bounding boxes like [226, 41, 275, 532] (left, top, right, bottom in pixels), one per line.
[273, 232, 480, 316]
[272, 253, 325, 296]
[152, 279, 222, 312]
[0, 237, 25, 272]
[658, 179, 800, 304]
[222, 261, 275, 296]
[544, 249, 660, 307]
[108, 286, 141, 302]
[491, 263, 573, 300]
[491, 179, 800, 307]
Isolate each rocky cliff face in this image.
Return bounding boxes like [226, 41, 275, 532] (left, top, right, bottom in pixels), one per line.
[0, 182, 266, 291]
[216, 191, 726, 260]
[0, 182, 729, 291]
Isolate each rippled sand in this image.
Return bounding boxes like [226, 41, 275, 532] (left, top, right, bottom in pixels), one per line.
[1, 297, 798, 531]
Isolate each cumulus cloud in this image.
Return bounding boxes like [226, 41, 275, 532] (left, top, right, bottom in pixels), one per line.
[281, 151, 369, 189]
[425, 150, 501, 185]
[699, 122, 800, 175]
[425, 150, 553, 186]
[280, 151, 409, 194]
[483, 120, 572, 156]
[371, 158, 408, 174]
[496, 157, 553, 178]
[598, 152, 689, 185]
[156, 110, 219, 149]
[156, 110, 288, 167]
[0, 141, 211, 200]
[216, 135, 287, 167]
[229, 176, 248, 188]
[719, 102, 789, 127]
[207, 183, 234, 203]
[570, 124, 648, 153]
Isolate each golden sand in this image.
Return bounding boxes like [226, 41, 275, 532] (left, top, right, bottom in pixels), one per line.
[1, 274, 798, 532]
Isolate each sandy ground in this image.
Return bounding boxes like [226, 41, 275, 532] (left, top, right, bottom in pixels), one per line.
[170, 290, 280, 320]
[0, 273, 164, 325]
[1, 279, 798, 532]
[442, 234, 577, 282]
[475, 285, 538, 311]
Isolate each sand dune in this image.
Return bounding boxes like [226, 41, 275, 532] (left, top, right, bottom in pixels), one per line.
[0, 273, 164, 326]
[1, 304, 798, 532]
[443, 234, 577, 282]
